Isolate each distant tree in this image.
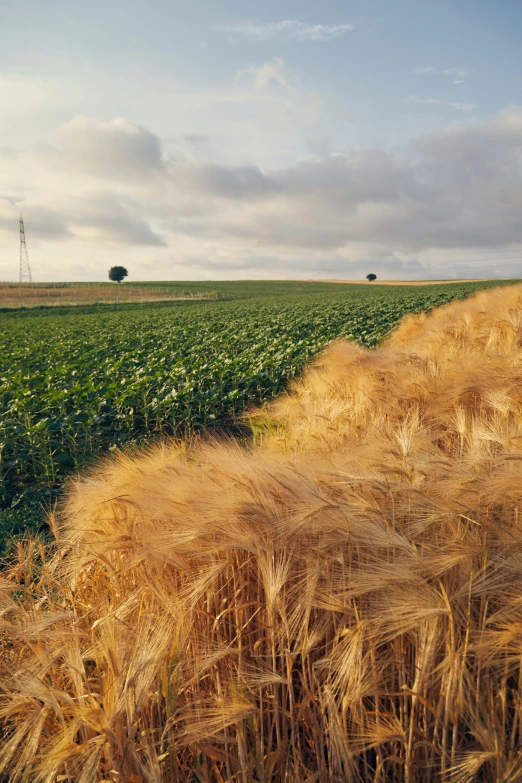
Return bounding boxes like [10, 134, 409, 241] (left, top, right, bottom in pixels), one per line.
[108, 266, 128, 283]
[366, 273, 377, 282]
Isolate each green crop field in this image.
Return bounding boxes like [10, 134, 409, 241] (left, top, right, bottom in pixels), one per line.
[0, 280, 515, 553]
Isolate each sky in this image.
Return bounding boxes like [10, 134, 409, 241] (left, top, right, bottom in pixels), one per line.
[1, 0, 522, 281]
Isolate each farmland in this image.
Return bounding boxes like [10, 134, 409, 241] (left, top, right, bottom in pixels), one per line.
[0, 280, 514, 552]
[0, 282, 222, 308]
[4, 281, 522, 782]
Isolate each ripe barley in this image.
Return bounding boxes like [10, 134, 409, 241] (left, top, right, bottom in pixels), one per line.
[2, 283, 522, 781]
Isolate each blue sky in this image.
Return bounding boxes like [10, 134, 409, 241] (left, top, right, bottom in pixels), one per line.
[1, 0, 522, 280]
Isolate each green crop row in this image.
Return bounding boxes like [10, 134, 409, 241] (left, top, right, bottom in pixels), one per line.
[0, 280, 514, 552]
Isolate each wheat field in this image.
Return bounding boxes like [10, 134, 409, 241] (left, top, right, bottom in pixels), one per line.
[2, 283, 522, 782]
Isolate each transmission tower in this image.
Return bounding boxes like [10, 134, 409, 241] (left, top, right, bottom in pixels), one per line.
[19, 215, 32, 283]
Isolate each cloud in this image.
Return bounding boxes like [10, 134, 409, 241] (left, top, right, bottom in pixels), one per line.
[415, 66, 472, 84]
[183, 134, 208, 145]
[450, 102, 477, 112]
[0, 190, 164, 249]
[443, 68, 472, 79]
[45, 116, 167, 182]
[0, 198, 71, 240]
[405, 95, 441, 105]
[236, 58, 300, 92]
[3, 108, 522, 280]
[405, 97, 477, 113]
[215, 20, 354, 42]
[156, 107, 522, 261]
[65, 193, 166, 246]
[166, 161, 280, 200]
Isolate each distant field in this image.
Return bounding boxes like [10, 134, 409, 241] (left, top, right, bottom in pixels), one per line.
[0, 282, 221, 308]
[313, 278, 496, 285]
[0, 279, 516, 552]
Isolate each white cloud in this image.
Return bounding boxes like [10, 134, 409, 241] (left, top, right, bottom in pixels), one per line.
[405, 95, 441, 105]
[450, 102, 477, 113]
[215, 20, 354, 42]
[49, 116, 167, 181]
[0, 198, 70, 240]
[443, 68, 472, 79]
[415, 66, 472, 82]
[3, 108, 522, 280]
[405, 97, 478, 113]
[65, 193, 167, 246]
[236, 58, 300, 93]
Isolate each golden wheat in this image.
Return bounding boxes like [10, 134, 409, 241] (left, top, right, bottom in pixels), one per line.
[3, 284, 522, 781]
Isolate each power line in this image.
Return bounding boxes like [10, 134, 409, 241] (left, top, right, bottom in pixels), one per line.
[19, 215, 32, 283]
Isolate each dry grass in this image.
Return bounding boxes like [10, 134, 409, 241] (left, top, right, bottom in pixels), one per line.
[0, 284, 217, 308]
[3, 284, 522, 781]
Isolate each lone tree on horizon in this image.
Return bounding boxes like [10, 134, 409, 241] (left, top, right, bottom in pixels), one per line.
[108, 266, 128, 283]
[366, 273, 377, 282]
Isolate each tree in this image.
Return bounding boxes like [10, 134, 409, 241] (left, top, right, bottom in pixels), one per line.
[108, 266, 128, 283]
[366, 273, 377, 282]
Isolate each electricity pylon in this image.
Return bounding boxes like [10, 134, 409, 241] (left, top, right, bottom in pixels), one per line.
[19, 215, 32, 283]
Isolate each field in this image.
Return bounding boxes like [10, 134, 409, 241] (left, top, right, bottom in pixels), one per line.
[3, 281, 522, 782]
[312, 278, 498, 285]
[0, 282, 222, 308]
[0, 280, 514, 553]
